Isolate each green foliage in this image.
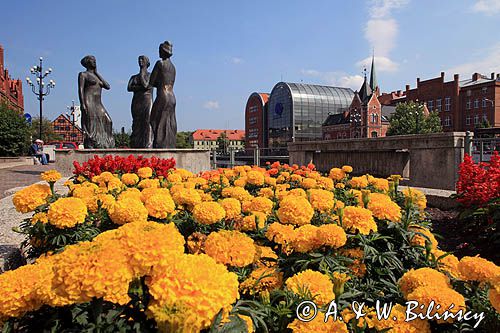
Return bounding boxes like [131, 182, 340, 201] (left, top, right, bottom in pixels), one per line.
[176, 131, 193, 148]
[217, 132, 229, 154]
[387, 101, 443, 136]
[113, 129, 131, 148]
[30, 116, 63, 143]
[0, 102, 31, 156]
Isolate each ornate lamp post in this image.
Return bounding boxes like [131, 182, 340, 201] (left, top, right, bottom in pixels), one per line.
[26, 57, 55, 141]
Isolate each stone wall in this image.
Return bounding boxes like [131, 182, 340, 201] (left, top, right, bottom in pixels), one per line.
[55, 149, 211, 176]
[288, 132, 467, 190]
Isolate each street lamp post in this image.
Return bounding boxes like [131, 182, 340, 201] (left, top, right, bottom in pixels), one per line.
[66, 100, 80, 142]
[26, 57, 55, 141]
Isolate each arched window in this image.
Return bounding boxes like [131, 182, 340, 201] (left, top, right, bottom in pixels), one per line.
[371, 131, 378, 138]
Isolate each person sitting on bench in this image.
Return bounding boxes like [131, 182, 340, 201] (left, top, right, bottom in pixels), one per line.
[30, 139, 48, 165]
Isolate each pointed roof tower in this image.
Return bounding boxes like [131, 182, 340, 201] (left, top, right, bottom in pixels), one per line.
[369, 51, 378, 92]
[359, 68, 372, 103]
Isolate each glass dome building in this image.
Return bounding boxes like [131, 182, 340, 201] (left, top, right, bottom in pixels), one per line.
[267, 82, 354, 147]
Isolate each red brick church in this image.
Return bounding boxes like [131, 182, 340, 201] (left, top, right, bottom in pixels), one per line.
[0, 44, 24, 112]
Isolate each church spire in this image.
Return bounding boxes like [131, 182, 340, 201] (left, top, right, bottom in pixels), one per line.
[359, 67, 372, 103]
[369, 50, 378, 92]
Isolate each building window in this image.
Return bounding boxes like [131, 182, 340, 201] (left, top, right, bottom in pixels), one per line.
[371, 131, 378, 138]
[466, 100, 471, 110]
[427, 100, 433, 111]
[445, 97, 451, 111]
[474, 115, 479, 125]
[483, 114, 488, 122]
[436, 99, 442, 112]
[371, 113, 377, 123]
[467, 90, 471, 97]
[474, 99, 479, 108]
[482, 87, 487, 94]
[58, 119, 65, 123]
[444, 116, 451, 127]
[466, 116, 471, 125]
[482, 98, 487, 108]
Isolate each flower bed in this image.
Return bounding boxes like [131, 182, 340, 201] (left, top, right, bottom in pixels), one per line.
[2, 161, 499, 332]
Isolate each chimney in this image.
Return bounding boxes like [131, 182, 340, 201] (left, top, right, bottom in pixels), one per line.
[441, 71, 445, 79]
[472, 73, 480, 81]
[491, 72, 496, 80]
[454, 74, 459, 82]
[397, 90, 401, 95]
[405, 84, 410, 91]
[417, 78, 420, 85]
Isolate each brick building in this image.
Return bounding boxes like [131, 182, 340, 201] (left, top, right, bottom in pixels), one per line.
[0, 44, 24, 112]
[192, 129, 245, 150]
[52, 114, 84, 143]
[245, 92, 268, 148]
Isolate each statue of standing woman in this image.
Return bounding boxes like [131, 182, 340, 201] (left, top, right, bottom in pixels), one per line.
[149, 41, 177, 148]
[127, 55, 153, 148]
[78, 55, 115, 148]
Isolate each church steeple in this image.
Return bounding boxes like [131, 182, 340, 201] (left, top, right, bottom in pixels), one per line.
[359, 67, 372, 103]
[369, 51, 378, 92]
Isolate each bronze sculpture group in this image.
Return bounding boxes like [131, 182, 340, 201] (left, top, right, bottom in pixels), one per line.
[78, 41, 177, 149]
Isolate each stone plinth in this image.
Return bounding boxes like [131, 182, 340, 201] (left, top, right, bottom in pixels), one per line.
[55, 149, 211, 176]
[289, 132, 467, 190]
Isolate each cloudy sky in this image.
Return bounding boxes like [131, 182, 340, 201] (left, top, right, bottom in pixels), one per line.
[2, 0, 500, 131]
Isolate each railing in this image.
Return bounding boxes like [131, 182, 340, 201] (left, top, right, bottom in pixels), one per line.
[210, 147, 289, 168]
[465, 131, 500, 162]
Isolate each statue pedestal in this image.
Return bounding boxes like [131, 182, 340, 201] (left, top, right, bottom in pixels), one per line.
[55, 148, 210, 176]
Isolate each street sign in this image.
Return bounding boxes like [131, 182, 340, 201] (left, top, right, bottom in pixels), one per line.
[24, 113, 32, 125]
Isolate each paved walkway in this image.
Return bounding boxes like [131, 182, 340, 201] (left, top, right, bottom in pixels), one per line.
[0, 164, 55, 199]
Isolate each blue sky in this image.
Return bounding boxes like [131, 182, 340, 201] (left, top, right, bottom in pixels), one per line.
[2, 0, 500, 131]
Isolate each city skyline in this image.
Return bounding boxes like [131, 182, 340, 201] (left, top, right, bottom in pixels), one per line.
[1, 0, 500, 131]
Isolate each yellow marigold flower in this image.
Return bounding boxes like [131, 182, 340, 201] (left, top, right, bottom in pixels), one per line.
[279, 188, 307, 202]
[290, 174, 303, 183]
[167, 172, 182, 184]
[316, 176, 333, 190]
[348, 189, 363, 206]
[341, 165, 353, 173]
[198, 191, 214, 202]
[118, 187, 142, 201]
[288, 311, 348, 333]
[489, 285, 500, 313]
[12, 184, 51, 213]
[373, 304, 431, 333]
[291, 225, 320, 253]
[145, 192, 175, 219]
[246, 170, 265, 186]
[233, 177, 247, 187]
[138, 178, 160, 189]
[121, 173, 139, 186]
[342, 206, 377, 235]
[329, 168, 345, 181]
[240, 267, 283, 295]
[406, 285, 466, 323]
[99, 171, 115, 182]
[332, 271, 351, 297]
[308, 189, 334, 212]
[349, 176, 369, 188]
[109, 197, 148, 225]
[265, 176, 276, 187]
[458, 256, 500, 283]
[172, 187, 202, 209]
[409, 225, 438, 249]
[258, 187, 275, 198]
[265, 222, 295, 250]
[221, 186, 253, 202]
[370, 177, 389, 192]
[254, 245, 278, 267]
[47, 197, 87, 228]
[342, 305, 377, 329]
[174, 168, 194, 180]
[31, 212, 48, 225]
[137, 166, 153, 179]
[96, 193, 115, 211]
[247, 196, 274, 215]
[204, 230, 255, 267]
[146, 253, 239, 332]
[285, 269, 335, 306]
[317, 224, 347, 248]
[403, 188, 427, 211]
[236, 212, 267, 231]
[398, 267, 451, 298]
[277, 196, 314, 226]
[367, 192, 401, 222]
[301, 178, 317, 189]
[193, 201, 226, 225]
[220, 198, 241, 220]
[390, 174, 402, 182]
[40, 169, 62, 183]
[432, 249, 462, 279]
[339, 248, 367, 278]
[186, 232, 207, 255]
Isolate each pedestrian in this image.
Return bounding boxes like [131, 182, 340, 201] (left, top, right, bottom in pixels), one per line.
[29, 139, 48, 165]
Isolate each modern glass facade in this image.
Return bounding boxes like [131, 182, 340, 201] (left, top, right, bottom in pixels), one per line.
[267, 82, 354, 147]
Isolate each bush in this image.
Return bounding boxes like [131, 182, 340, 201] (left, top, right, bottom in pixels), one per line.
[0, 103, 31, 156]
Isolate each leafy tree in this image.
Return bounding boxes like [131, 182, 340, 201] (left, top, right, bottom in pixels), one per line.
[216, 132, 229, 154]
[387, 101, 442, 136]
[113, 128, 130, 148]
[30, 117, 63, 142]
[176, 131, 193, 148]
[0, 102, 32, 156]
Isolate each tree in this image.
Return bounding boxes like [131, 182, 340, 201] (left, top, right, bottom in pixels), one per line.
[176, 131, 193, 148]
[0, 102, 32, 156]
[113, 127, 130, 148]
[216, 132, 229, 154]
[30, 117, 63, 142]
[387, 101, 443, 136]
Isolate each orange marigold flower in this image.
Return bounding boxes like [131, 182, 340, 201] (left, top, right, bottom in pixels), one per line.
[221, 186, 253, 202]
[409, 225, 438, 249]
[246, 196, 274, 215]
[341, 165, 353, 173]
[121, 173, 139, 186]
[137, 167, 153, 179]
[291, 225, 320, 253]
[192, 201, 226, 225]
[432, 249, 462, 279]
[286, 270, 335, 306]
[12, 184, 51, 213]
[342, 206, 377, 235]
[47, 197, 88, 228]
[109, 197, 148, 225]
[288, 311, 348, 333]
[277, 196, 314, 225]
[398, 267, 451, 298]
[367, 192, 401, 222]
[219, 197, 241, 220]
[308, 189, 334, 212]
[40, 169, 61, 183]
[246, 170, 265, 186]
[406, 285, 466, 323]
[204, 230, 256, 267]
[489, 285, 500, 313]
[240, 267, 283, 295]
[349, 176, 369, 189]
[373, 304, 431, 333]
[329, 168, 345, 181]
[458, 256, 500, 283]
[144, 192, 175, 219]
[317, 224, 347, 248]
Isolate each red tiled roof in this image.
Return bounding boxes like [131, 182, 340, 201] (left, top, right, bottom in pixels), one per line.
[192, 129, 245, 141]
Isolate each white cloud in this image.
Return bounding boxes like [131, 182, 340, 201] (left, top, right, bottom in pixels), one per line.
[203, 100, 220, 110]
[231, 57, 244, 64]
[369, 0, 409, 18]
[472, 0, 500, 15]
[356, 56, 399, 72]
[446, 43, 500, 77]
[301, 69, 364, 90]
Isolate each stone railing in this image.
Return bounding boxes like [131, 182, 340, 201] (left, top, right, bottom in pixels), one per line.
[55, 148, 211, 176]
[288, 132, 468, 190]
